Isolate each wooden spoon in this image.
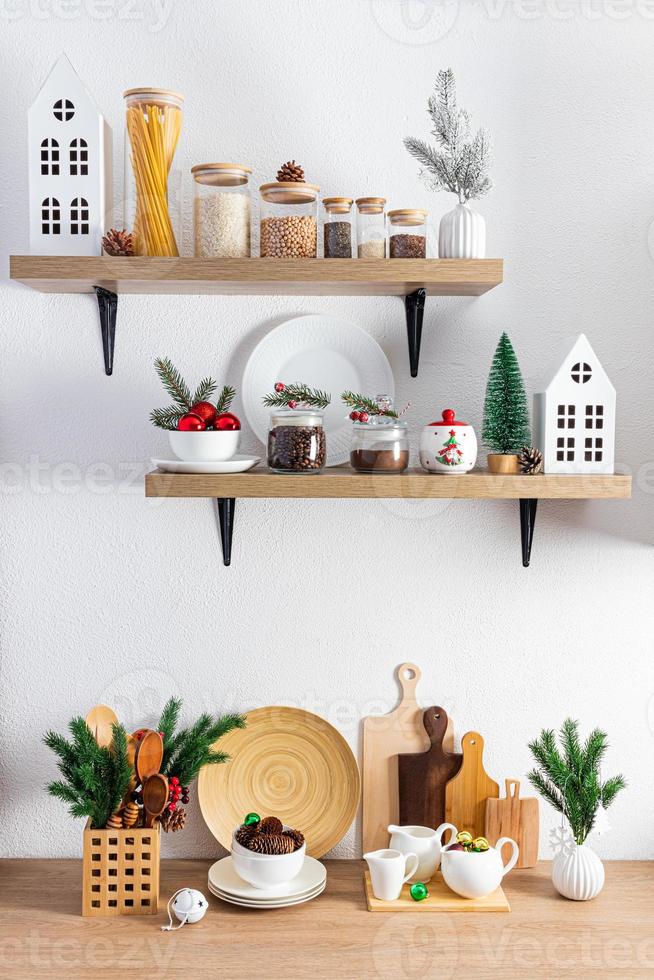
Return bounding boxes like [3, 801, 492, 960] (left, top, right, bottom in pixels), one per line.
[134, 729, 164, 786]
[142, 773, 169, 828]
[85, 705, 118, 748]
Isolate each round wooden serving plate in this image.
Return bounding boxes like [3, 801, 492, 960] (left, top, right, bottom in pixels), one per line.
[198, 706, 360, 858]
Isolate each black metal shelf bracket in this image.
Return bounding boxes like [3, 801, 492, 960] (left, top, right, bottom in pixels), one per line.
[94, 286, 118, 376]
[404, 287, 426, 378]
[215, 498, 236, 566]
[519, 498, 538, 567]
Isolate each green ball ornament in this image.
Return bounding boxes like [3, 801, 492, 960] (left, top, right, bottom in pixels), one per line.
[410, 882, 429, 902]
[243, 812, 261, 826]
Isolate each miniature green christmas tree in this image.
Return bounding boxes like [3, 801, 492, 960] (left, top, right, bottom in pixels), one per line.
[482, 333, 531, 454]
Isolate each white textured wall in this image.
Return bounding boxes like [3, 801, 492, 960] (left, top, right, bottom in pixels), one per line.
[1, 1, 652, 860]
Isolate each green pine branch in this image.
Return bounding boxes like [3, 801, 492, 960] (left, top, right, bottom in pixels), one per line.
[340, 392, 398, 418]
[527, 718, 626, 845]
[157, 700, 246, 787]
[215, 385, 236, 415]
[154, 357, 192, 411]
[263, 383, 331, 410]
[482, 332, 531, 454]
[192, 377, 218, 405]
[150, 405, 186, 430]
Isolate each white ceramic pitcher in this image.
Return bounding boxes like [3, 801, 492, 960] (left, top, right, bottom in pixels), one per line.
[363, 848, 419, 901]
[440, 836, 519, 899]
[387, 823, 458, 882]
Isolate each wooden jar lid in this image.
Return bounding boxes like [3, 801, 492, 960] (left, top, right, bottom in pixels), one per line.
[123, 87, 184, 107]
[323, 197, 353, 214]
[388, 208, 428, 226]
[260, 182, 320, 204]
[192, 163, 252, 187]
[356, 197, 386, 213]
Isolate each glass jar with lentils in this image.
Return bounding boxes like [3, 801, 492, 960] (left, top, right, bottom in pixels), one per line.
[267, 409, 326, 473]
[388, 209, 428, 257]
[322, 197, 354, 257]
[259, 182, 319, 257]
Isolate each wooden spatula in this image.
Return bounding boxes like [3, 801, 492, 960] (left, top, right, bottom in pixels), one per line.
[142, 773, 169, 828]
[85, 705, 118, 748]
[134, 729, 164, 786]
[397, 706, 462, 829]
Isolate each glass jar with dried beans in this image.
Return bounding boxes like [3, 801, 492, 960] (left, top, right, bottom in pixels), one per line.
[192, 163, 252, 257]
[259, 182, 319, 258]
[322, 197, 354, 258]
[268, 410, 326, 473]
[355, 198, 386, 258]
[388, 209, 428, 258]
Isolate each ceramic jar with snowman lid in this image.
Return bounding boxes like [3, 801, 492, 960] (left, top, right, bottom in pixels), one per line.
[419, 409, 477, 474]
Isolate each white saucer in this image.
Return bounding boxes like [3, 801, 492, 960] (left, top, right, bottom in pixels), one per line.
[151, 456, 260, 474]
[208, 880, 325, 909]
[208, 855, 326, 902]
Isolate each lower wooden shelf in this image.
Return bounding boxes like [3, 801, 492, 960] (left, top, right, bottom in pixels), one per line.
[144, 468, 630, 569]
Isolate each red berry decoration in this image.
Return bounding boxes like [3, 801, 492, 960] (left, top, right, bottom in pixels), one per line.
[170, 776, 179, 785]
[181, 795, 190, 804]
[177, 413, 206, 432]
[358, 411, 369, 423]
[190, 401, 218, 427]
[349, 411, 360, 421]
[287, 400, 298, 410]
[169, 802, 177, 812]
[215, 412, 241, 431]
[274, 382, 285, 393]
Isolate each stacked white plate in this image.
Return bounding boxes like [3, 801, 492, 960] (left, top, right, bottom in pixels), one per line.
[208, 856, 326, 909]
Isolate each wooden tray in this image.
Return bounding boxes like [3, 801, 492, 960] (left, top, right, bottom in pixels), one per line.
[198, 706, 360, 858]
[364, 870, 510, 912]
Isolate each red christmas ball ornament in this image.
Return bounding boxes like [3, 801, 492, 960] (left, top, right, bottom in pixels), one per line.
[177, 413, 206, 432]
[349, 411, 360, 421]
[274, 382, 285, 393]
[215, 412, 241, 431]
[190, 401, 218, 427]
[287, 400, 298, 410]
[358, 411, 369, 423]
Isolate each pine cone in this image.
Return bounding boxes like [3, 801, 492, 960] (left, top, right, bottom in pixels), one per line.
[259, 816, 284, 835]
[276, 160, 305, 182]
[519, 446, 543, 475]
[246, 832, 296, 855]
[235, 819, 304, 854]
[284, 828, 305, 850]
[161, 806, 187, 833]
[102, 228, 134, 256]
[106, 813, 123, 829]
[122, 801, 139, 828]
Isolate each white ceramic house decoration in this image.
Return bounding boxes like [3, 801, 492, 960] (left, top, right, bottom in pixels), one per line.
[28, 54, 112, 255]
[533, 334, 615, 474]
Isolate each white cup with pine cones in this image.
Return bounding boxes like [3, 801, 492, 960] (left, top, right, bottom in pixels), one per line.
[231, 826, 306, 889]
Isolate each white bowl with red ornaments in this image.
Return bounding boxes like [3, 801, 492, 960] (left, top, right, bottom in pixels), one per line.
[169, 402, 241, 462]
[231, 828, 306, 889]
[419, 408, 477, 474]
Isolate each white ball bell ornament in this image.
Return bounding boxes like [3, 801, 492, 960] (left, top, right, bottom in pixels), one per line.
[161, 888, 208, 931]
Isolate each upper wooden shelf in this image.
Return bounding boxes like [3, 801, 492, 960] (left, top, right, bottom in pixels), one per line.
[145, 468, 631, 500]
[10, 256, 503, 296]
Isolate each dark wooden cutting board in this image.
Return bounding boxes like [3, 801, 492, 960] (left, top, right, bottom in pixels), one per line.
[397, 706, 462, 828]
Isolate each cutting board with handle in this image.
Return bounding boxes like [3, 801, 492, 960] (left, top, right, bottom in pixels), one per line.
[397, 706, 462, 829]
[362, 663, 454, 853]
[485, 779, 539, 868]
[445, 731, 499, 839]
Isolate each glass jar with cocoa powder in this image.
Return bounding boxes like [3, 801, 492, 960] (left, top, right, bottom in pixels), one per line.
[350, 416, 409, 473]
[388, 209, 428, 258]
[259, 182, 319, 258]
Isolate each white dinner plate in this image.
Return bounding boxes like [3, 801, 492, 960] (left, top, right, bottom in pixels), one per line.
[151, 456, 260, 474]
[208, 855, 326, 901]
[242, 314, 394, 464]
[208, 881, 325, 909]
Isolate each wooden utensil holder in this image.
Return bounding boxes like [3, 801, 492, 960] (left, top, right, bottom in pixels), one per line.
[82, 819, 160, 916]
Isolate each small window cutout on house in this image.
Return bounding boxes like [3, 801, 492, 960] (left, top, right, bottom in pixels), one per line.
[40, 138, 60, 175]
[70, 197, 89, 235]
[584, 436, 603, 462]
[585, 405, 604, 429]
[557, 405, 576, 430]
[69, 138, 88, 176]
[41, 197, 61, 235]
[53, 98, 75, 121]
[571, 361, 592, 383]
[556, 436, 575, 462]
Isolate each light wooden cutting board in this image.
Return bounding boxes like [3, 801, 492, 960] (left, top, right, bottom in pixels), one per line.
[445, 731, 499, 839]
[485, 779, 539, 868]
[362, 663, 453, 853]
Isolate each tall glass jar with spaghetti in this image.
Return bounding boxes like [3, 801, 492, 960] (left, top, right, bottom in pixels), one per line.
[123, 88, 184, 256]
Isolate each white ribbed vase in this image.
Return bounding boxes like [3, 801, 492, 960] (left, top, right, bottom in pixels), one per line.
[438, 202, 486, 258]
[552, 844, 605, 901]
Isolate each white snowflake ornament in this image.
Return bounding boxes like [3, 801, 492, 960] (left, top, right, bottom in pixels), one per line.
[549, 825, 574, 857]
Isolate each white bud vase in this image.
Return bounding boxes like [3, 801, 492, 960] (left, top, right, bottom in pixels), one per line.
[438, 202, 486, 259]
[552, 843, 605, 901]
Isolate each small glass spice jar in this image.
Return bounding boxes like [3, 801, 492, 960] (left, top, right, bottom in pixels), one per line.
[259, 182, 320, 257]
[355, 198, 387, 258]
[322, 197, 354, 258]
[388, 209, 428, 258]
[350, 396, 409, 473]
[192, 163, 252, 257]
[268, 409, 326, 473]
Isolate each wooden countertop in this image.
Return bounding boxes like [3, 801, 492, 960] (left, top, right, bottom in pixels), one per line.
[2, 859, 652, 979]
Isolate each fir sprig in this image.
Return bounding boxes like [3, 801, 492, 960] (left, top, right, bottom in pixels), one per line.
[150, 406, 185, 431]
[404, 68, 492, 203]
[154, 357, 192, 411]
[192, 377, 218, 405]
[262, 383, 331, 410]
[527, 719, 626, 845]
[44, 719, 132, 829]
[341, 391, 399, 418]
[157, 697, 246, 786]
[215, 385, 236, 415]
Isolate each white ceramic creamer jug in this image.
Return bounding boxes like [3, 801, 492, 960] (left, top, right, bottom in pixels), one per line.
[387, 823, 458, 882]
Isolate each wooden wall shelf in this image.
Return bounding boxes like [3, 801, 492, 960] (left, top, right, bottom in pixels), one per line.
[9, 256, 503, 377]
[145, 468, 631, 567]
